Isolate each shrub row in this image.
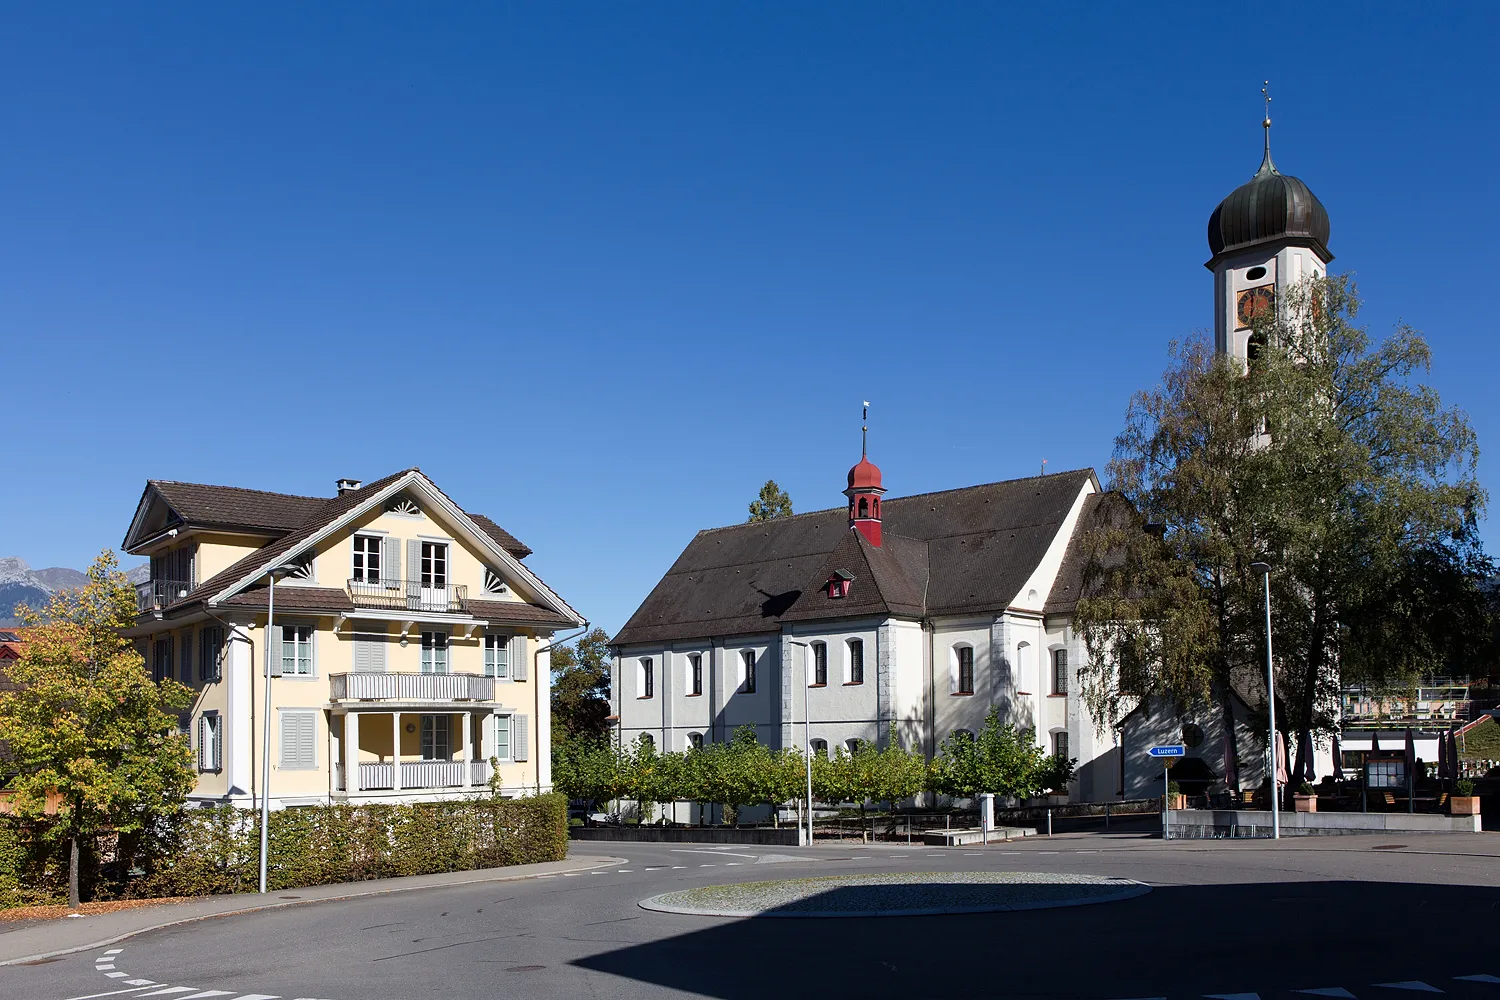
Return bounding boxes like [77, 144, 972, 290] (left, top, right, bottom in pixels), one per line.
[0, 793, 567, 909]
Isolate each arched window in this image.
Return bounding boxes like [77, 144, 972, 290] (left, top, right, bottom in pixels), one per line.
[952, 644, 975, 695]
[809, 738, 828, 757]
[1051, 730, 1069, 760]
[1052, 648, 1069, 695]
[845, 738, 862, 755]
[952, 728, 976, 744]
[687, 653, 703, 696]
[846, 639, 864, 684]
[637, 657, 654, 699]
[1016, 641, 1033, 690]
[740, 650, 757, 694]
[639, 733, 654, 750]
[810, 642, 827, 686]
[858, 497, 869, 518]
[687, 732, 704, 750]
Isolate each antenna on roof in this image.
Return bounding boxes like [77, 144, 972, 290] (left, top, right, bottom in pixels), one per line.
[862, 401, 870, 457]
[1041, 458, 1048, 476]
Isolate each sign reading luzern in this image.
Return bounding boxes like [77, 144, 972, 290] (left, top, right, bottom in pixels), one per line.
[1148, 744, 1186, 758]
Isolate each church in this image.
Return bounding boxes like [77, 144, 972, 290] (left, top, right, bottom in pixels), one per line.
[610, 110, 1334, 804]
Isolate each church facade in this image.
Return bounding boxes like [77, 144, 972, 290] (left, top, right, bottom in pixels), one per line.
[611, 116, 1336, 805]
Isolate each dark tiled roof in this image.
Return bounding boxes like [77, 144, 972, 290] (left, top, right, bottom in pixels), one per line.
[469, 514, 532, 560]
[149, 481, 326, 534]
[780, 532, 928, 622]
[1042, 493, 1103, 615]
[467, 600, 573, 629]
[221, 586, 355, 613]
[613, 470, 1095, 646]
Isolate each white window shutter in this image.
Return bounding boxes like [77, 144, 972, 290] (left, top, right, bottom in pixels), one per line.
[280, 712, 316, 769]
[510, 635, 527, 682]
[513, 714, 529, 762]
[407, 539, 422, 583]
[265, 627, 282, 678]
[383, 536, 402, 588]
[354, 632, 386, 672]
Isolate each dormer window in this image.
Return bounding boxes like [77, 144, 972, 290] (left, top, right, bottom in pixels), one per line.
[826, 569, 854, 599]
[282, 553, 314, 582]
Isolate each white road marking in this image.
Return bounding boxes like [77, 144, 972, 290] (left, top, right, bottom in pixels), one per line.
[700, 864, 717, 867]
[668, 849, 759, 859]
[136, 989, 201, 997]
[725, 862, 742, 866]
[172, 992, 236, 999]
[59, 987, 163, 1000]
[106, 973, 129, 979]
[670, 866, 687, 869]
[1296, 990, 1358, 998]
[1373, 983, 1443, 992]
[644, 866, 667, 870]
[230, 994, 283, 1000]
[98, 965, 117, 971]
[124, 982, 156, 988]
[1204, 993, 1262, 999]
[1038, 851, 1060, 855]
[562, 872, 580, 876]
[616, 869, 633, 873]
[104, 950, 123, 956]
[1456, 976, 1500, 984]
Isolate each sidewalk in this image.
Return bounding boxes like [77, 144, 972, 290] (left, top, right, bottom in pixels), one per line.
[0, 851, 625, 966]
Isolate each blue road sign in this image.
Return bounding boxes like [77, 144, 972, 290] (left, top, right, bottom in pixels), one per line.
[1149, 744, 1186, 758]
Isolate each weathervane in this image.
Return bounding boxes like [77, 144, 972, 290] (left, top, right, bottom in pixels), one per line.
[861, 401, 870, 457]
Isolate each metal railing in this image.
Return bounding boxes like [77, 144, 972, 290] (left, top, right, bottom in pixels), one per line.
[339, 759, 493, 792]
[135, 579, 193, 611]
[329, 672, 496, 702]
[346, 578, 468, 613]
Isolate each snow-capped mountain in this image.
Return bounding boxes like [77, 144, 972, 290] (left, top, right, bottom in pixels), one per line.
[0, 557, 149, 626]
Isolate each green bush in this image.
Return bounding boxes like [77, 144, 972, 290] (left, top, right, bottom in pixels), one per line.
[3, 793, 568, 908]
[1455, 779, 1475, 797]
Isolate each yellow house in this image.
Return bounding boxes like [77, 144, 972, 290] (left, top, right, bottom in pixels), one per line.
[121, 469, 586, 808]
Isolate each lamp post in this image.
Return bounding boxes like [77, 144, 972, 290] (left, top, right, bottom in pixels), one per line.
[1250, 561, 1279, 841]
[787, 640, 814, 847]
[259, 565, 295, 894]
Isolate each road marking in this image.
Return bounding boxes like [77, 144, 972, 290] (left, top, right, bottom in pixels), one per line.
[963, 852, 983, 856]
[589, 871, 606, 875]
[124, 983, 156, 988]
[1456, 976, 1500, 984]
[725, 862, 742, 866]
[170, 993, 236, 1000]
[230, 994, 283, 1000]
[98, 965, 117, 971]
[535, 875, 555, 879]
[106, 973, 129, 979]
[1204, 993, 1262, 999]
[59, 988, 163, 1000]
[136, 989, 201, 997]
[1372, 983, 1443, 992]
[1297, 990, 1358, 998]
[669, 849, 760, 859]
[700, 863, 717, 867]
[670, 866, 687, 869]
[103, 950, 123, 956]
[1076, 850, 1100, 854]
[562, 873, 581, 876]
[644, 866, 668, 870]
[1038, 851, 1060, 855]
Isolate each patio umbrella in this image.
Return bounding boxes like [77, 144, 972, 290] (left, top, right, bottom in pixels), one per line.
[1221, 724, 1239, 791]
[1437, 726, 1450, 782]
[1275, 731, 1289, 787]
[1451, 728, 1463, 781]
[1331, 732, 1344, 781]
[1369, 730, 1380, 754]
[1403, 727, 1416, 774]
[1299, 730, 1316, 783]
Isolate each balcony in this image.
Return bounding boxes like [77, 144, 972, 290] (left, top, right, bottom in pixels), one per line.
[335, 758, 493, 792]
[136, 579, 193, 612]
[347, 578, 468, 614]
[330, 671, 496, 702]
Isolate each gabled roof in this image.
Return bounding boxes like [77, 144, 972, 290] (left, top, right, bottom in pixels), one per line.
[780, 531, 927, 622]
[613, 469, 1096, 646]
[131, 469, 581, 628]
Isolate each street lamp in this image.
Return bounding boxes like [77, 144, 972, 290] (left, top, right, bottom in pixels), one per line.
[786, 640, 815, 848]
[1250, 560, 1279, 841]
[259, 564, 298, 894]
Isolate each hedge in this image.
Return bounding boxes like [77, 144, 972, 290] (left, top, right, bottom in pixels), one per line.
[0, 793, 568, 908]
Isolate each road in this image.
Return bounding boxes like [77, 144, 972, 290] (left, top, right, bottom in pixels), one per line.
[8, 832, 1500, 1000]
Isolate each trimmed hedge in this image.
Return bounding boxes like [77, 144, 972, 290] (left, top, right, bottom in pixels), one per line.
[1, 793, 568, 908]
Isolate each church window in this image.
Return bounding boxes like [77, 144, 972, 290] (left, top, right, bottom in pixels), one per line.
[847, 639, 864, 684]
[740, 650, 757, 694]
[811, 642, 827, 686]
[953, 645, 974, 695]
[1053, 649, 1069, 694]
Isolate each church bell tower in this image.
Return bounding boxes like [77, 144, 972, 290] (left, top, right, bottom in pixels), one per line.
[1206, 84, 1333, 361]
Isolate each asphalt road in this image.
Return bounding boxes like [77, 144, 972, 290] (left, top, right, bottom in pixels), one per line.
[8, 832, 1500, 1000]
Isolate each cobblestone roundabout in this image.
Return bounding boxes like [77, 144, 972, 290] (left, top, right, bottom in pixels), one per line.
[639, 871, 1151, 918]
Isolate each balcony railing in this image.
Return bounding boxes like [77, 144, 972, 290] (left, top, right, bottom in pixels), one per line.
[336, 758, 493, 792]
[347, 578, 468, 613]
[330, 671, 496, 702]
[136, 579, 193, 612]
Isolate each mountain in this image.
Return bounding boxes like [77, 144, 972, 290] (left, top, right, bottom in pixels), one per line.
[0, 557, 149, 626]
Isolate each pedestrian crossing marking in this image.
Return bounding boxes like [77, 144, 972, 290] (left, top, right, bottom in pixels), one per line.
[1204, 993, 1261, 999]
[1297, 990, 1357, 998]
[171, 991, 235, 999]
[1456, 976, 1500, 984]
[1374, 983, 1443, 993]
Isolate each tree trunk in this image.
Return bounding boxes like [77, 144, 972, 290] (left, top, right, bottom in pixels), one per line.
[68, 835, 81, 910]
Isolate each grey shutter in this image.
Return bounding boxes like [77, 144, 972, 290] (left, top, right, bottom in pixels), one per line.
[266, 626, 282, 678]
[354, 632, 387, 672]
[512, 714, 529, 762]
[510, 635, 527, 682]
[407, 539, 422, 583]
[197, 716, 206, 771]
[204, 627, 224, 683]
[180, 630, 194, 683]
[383, 536, 402, 588]
[280, 712, 316, 769]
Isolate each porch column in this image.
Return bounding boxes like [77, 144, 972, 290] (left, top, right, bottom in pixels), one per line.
[392, 712, 402, 792]
[345, 712, 360, 792]
[461, 712, 472, 789]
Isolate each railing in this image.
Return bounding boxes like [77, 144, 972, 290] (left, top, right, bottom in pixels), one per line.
[339, 759, 493, 792]
[346, 578, 468, 613]
[135, 579, 193, 612]
[330, 672, 495, 702]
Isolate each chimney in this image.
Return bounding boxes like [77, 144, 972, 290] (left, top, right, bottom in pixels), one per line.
[336, 478, 363, 495]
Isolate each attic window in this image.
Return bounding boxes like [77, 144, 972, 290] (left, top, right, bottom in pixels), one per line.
[386, 495, 421, 516]
[484, 568, 507, 594]
[826, 569, 854, 599]
[282, 554, 314, 582]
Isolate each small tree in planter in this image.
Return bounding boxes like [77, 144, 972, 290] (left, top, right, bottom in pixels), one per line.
[1166, 781, 1186, 811]
[1294, 780, 1317, 812]
[1451, 779, 1479, 816]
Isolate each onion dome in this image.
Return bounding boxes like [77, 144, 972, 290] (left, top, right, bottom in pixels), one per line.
[847, 456, 883, 491]
[1206, 129, 1330, 267]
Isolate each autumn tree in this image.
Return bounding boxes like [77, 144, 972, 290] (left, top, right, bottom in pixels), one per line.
[929, 708, 1058, 802]
[0, 551, 195, 907]
[1076, 276, 1490, 783]
[550, 628, 612, 743]
[747, 480, 794, 522]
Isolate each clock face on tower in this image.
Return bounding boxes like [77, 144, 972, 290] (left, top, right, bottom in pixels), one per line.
[1235, 285, 1275, 331]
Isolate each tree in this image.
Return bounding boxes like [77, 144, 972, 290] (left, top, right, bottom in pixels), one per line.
[747, 480, 794, 522]
[1076, 276, 1490, 785]
[550, 735, 628, 814]
[550, 628, 612, 743]
[0, 551, 195, 907]
[929, 708, 1055, 802]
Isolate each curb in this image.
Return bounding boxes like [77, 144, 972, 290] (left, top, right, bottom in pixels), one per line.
[0, 855, 627, 967]
[638, 875, 1152, 918]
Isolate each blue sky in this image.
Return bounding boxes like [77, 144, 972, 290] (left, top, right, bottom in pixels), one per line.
[3, 4, 1497, 635]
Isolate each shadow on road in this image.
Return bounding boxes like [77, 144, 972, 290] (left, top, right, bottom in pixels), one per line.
[574, 879, 1500, 999]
